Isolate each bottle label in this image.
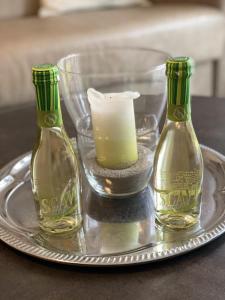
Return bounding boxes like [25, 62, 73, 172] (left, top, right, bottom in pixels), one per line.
[37, 111, 63, 128]
[160, 169, 201, 189]
[167, 104, 190, 122]
[156, 169, 202, 211]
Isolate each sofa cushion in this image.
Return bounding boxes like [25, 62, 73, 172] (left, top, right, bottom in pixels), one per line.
[39, 0, 151, 17]
[0, 0, 39, 20]
[152, 0, 225, 9]
[0, 4, 224, 106]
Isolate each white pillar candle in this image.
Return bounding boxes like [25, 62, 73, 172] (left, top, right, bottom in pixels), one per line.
[87, 88, 140, 169]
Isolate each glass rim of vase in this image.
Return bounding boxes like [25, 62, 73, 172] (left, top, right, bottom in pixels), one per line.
[76, 114, 159, 139]
[57, 47, 170, 76]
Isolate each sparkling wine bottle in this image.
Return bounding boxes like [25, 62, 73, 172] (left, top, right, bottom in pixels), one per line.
[31, 64, 82, 234]
[152, 57, 203, 230]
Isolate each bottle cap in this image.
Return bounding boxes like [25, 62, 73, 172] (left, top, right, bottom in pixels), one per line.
[166, 57, 194, 78]
[32, 64, 59, 84]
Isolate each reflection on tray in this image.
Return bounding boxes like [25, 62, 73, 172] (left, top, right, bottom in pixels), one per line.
[25, 181, 204, 256]
[33, 186, 157, 256]
[34, 228, 86, 254]
[84, 187, 156, 255]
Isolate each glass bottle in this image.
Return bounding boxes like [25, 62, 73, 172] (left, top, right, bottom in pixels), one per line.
[31, 64, 82, 234]
[152, 57, 203, 230]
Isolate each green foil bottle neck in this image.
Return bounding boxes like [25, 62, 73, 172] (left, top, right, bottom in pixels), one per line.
[167, 76, 191, 122]
[34, 83, 63, 128]
[166, 57, 193, 122]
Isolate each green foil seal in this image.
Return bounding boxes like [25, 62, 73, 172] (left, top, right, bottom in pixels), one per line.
[166, 57, 194, 122]
[32, 64, 62, 127]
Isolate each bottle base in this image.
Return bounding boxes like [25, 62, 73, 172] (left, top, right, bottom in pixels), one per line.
[155, 213, 199, 230]
[40, 216, 82, 234]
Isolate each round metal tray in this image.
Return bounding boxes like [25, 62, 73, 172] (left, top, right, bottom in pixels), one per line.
[0, 145, 225, 267]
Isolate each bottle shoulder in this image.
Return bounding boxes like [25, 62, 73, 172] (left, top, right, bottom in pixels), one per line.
[154, 120, 203, 172]
[159, 120, 200, 145]
[31, 126, 76, 162]
[36, 126, 72, 145]
[31, 126, 79, 191]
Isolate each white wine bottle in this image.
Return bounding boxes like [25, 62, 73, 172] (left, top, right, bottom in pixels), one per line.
[31, 64, 82, 234]
[152, 57, 203, 230]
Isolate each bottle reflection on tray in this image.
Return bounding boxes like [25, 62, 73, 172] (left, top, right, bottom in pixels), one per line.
[154, 221, 202, 253]
[34, 227, 86, 254]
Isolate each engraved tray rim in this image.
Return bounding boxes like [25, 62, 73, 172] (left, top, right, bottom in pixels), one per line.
[0, 145, 225, 267]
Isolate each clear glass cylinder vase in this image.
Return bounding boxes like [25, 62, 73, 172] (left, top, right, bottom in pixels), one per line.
[58, 48, 169, 197]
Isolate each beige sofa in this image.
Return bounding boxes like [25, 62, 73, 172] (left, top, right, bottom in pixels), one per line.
[0, 0, 225, 107]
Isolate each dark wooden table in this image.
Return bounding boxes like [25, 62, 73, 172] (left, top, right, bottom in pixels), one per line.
[0, 96, 225, 300]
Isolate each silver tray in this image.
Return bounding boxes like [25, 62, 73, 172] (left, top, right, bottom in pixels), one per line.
[0, 145, 225, 267]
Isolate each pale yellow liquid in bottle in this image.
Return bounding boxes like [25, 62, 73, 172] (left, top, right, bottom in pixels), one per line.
[153, 120, 203, 229]
[31, 126, 82, 234]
